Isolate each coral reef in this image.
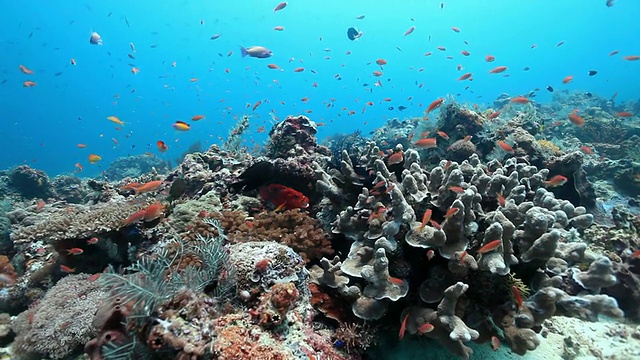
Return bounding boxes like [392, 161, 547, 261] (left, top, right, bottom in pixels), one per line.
[103, 154, 168, 181]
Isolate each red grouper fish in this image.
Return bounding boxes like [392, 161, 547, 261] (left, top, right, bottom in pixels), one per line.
[259, 184, 309, 210]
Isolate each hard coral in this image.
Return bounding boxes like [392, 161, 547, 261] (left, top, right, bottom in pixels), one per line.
[213, 209, 333, 263]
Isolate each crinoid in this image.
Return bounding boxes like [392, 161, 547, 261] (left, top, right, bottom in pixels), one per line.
[332, 322, 376, 355]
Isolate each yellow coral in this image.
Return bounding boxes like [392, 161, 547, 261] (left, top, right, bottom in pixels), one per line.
[537, 139, 562, 155]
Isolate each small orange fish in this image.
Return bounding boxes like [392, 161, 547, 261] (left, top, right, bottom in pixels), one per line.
[510, 96, 529, 104]
[67, 247, 84, 255]
[143, 203, 165, 222]
[616, 111, 633, 117]
[488, 111, 500, 119]
[60, 264, 76, 273]
[399, 311, 410, 340]
[497, 193, 506, 207]
[579, 145, 593, 154]
[376, 58, 387, 65]
[478, 239, 502, 254]
[372, 70, 383, 77]
[414, 138, 437, 149]
[632, 249, 640, 258]
[419, 209, 433, 230]
[458, 72, 472, 81]
[562, 75, 573, 84]
[451, 26, 461, 33]
[23, 81, 37, 87]
[252, 101, 262, 111]
[76, 143, 87, 148]
[437, 131, 450, 140]
[448, 186, 464, 193]
[430, 220, 441, 230]
[418, 323, 435, 334]
[496, 140, 514, 152]
[426, 98, 445, 113]
[293, 67, 305, 72]
[87, 237, 99, 245]
[19, 65, 34, 74]
[568, 111, 584, 126]
[189, 77, 199, 82]
[389, 277, 404, 285]
[459, 250, 468, 264]
[485, 55, 495, 62]
[88, 154, 102, 163]
[123, 209, 147, 225]
[426, 249, 435, 261]
[512, 285, 523, 310]
[387, 151, 404, 166]
[191, 115, 205, 121]
[545, 175, 568, 187]
[489, 65, 507, 73]
[157, 140, 169, 152]
[436, 46, 446, 51]
[131, 67, 140, 74]
[445, 208, 459, 220]
[491, 336, 500, 351]
[88, 273, 101, 282]
[461, 50, 470, 56]
[623, 55, 639, 61]
[267, 63, 279, 69]
[273, 26, 284, 31]
[135, 180, 163, 194]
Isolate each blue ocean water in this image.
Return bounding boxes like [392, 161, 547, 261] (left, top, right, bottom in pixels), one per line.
[0, 1, 638, 177]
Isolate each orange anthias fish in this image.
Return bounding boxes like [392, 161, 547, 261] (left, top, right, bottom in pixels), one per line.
[489, 66, 507, 74]
[510, 96, 529, 104]
[387, 151, 404, 166]
[191, 115, 205, 121]
[562, 75, 573, 84]
[512, 285, 523, 310]
[485, 55, 495, 62]
[135, 180, 163, 194]
[143, 203, 165, 221]
[426, 98, 445, 113]
[616, 111, 633, 117]
[67, 247, 84, 255]
[414, 138, 437, 149]
[123, 209, 147, 225]
[478, 239, 502, 254]
[399, 311, 410, 340]
[496, 140, 514, 152]
[419, 209, 432, 230]
[259, 184, 309, 210]
[19, 65, 34, 74]
[545, 175, 568, 187]
[444, 207, 459, 220]
[458, 72, 472, 81]
[418, 323, 435, 334]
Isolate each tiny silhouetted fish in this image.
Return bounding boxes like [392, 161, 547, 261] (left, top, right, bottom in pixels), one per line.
[54, 72, 62, 76]
[585, 92, 593, 98]
[388, 106, 394, 110]
[128, 53, 135, 59]
[168, 178, 187, 200]
[523, 66, 530, 71]
[362, 83, 369, 87]
[398, 105, 407, 111]
[546, 85, 554, 92]
[588, 70, 598, 76]
[150, 44, 158, 48]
